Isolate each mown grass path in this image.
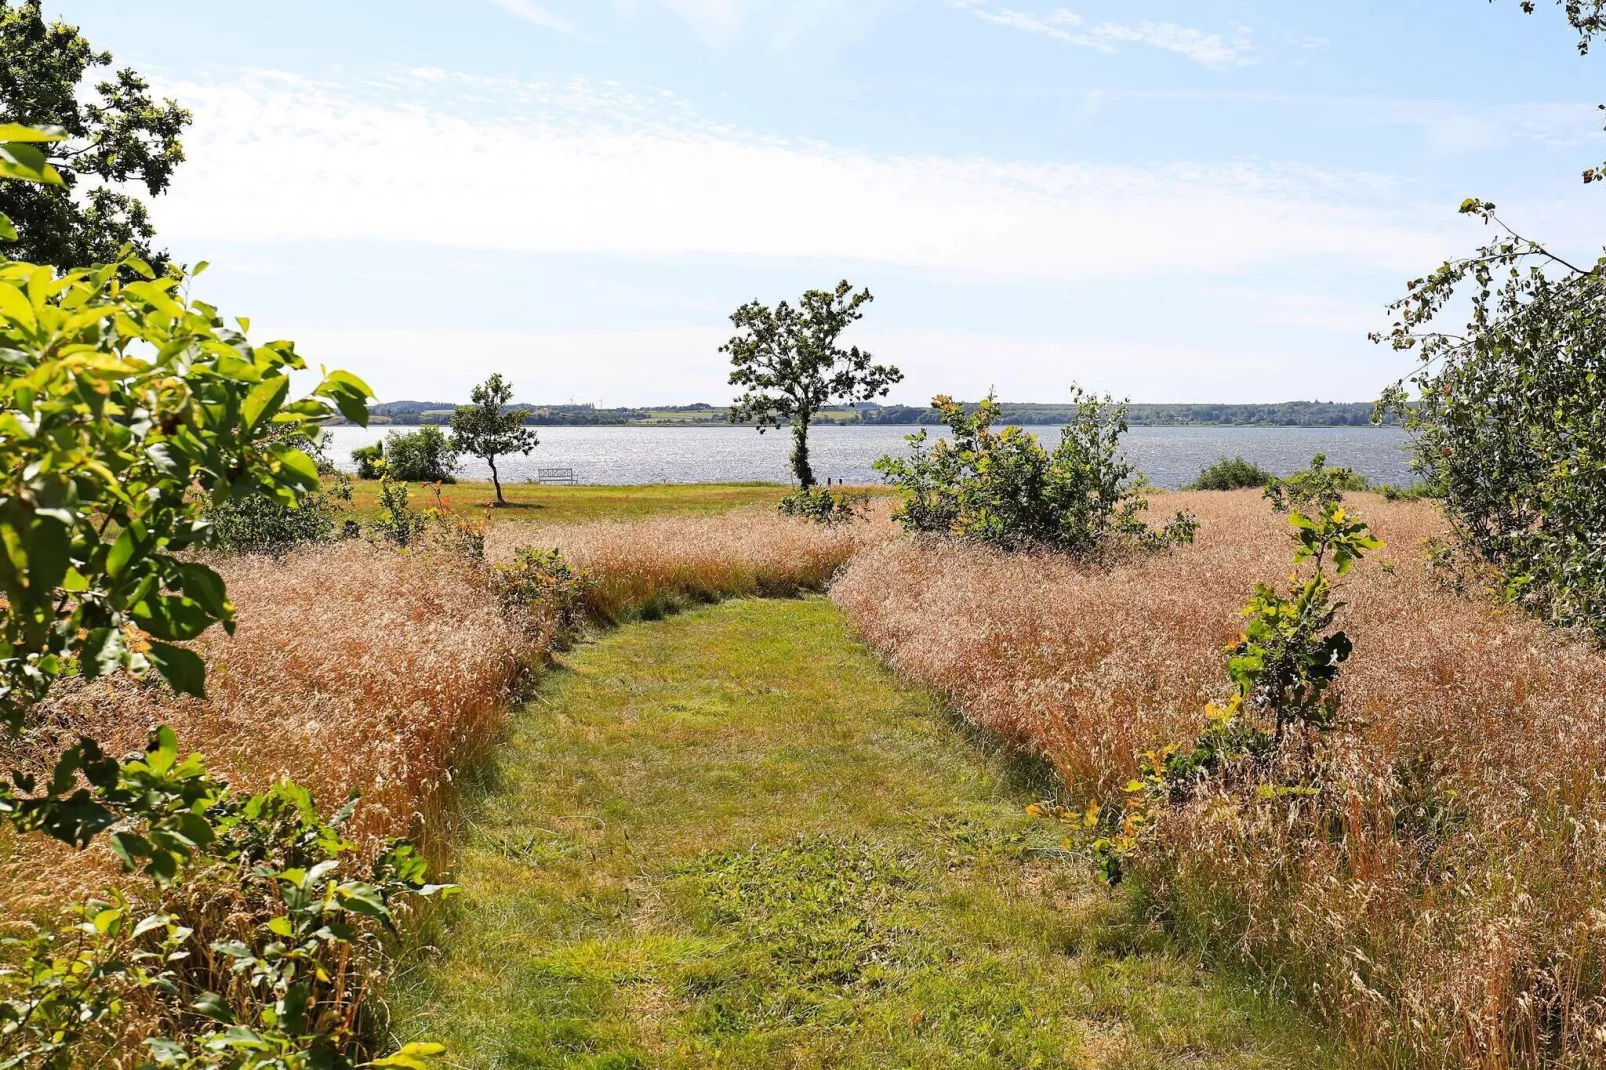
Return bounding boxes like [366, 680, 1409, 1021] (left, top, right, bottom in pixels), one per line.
[395, 598, 1340, 1069]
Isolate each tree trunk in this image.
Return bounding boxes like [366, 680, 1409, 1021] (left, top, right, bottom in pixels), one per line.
[791, 415, 814, 489]
[489, 456, 504, 504]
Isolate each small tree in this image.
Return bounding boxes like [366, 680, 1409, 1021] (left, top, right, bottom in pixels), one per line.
[450, 373, 537, 504]
[723, 280, 902, 488]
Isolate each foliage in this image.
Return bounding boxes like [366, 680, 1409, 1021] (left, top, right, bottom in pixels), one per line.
[0, 134, 452, 1068]
[0, 1, 190, 269]
[874, 390, 1197, 555]
[1369, 4, 1606, 637]
[493, 547, 595, 642]
[0, 252, 371, 738]
[1263, 453, 1368, 515]
[776, 485, 868, 526]
[723, 280, 902, 488]
[1189, 456, 1274, 491]
[206, 432, 354, 555]
[382, 427, 458, 484]
[1, 729, 453, 1069]
[449, 374, 535, 504]
[369, 478, 427, 549]
[350, 442, 384, 480]
[1376, 205, 1606, 638]
[1062, 506, 1381, 884]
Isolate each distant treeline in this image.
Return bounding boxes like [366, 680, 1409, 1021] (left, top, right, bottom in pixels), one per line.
[362, 399, 1399, 427]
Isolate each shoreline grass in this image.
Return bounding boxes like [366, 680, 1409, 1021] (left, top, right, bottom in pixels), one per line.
[391, 597, 1342, 1069]
[344, 479, 888, 524]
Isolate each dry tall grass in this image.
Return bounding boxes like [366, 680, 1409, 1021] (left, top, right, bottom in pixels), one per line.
[833, 490, 1606, 1068]
[488, 506, 891, 622]
[2, 541, 546, 916]
[2, 508, 881, 919]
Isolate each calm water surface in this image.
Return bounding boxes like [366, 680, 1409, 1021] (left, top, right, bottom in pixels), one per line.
[321, 424, 1415, 490]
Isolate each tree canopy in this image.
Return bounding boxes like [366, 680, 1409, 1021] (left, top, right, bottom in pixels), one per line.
[724, 280, 901, 488]
[1378, 1, 1606, 635]
[450, 373, 537, 503]
[0, 0, 190, 269]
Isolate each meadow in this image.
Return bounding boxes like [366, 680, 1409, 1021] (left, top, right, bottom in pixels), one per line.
[5, 480, 1603, 1068]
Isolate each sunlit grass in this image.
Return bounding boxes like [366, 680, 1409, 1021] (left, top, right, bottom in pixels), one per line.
[344, 480, 889, 523]
[391, 598, 1341, 1069]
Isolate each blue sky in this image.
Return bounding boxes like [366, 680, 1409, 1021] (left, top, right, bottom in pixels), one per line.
[47, 0, 1606, 405]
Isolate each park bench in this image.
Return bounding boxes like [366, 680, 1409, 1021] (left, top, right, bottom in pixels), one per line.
[536, 467, 577, 484]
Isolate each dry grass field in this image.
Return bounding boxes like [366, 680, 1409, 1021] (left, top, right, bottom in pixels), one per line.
[833, 489, 1606, 1068]
[10, 480, 1605, 1068]
[0, 505, 869, 922]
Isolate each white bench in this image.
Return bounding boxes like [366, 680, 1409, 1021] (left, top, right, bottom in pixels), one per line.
[536, 467, 577, 484]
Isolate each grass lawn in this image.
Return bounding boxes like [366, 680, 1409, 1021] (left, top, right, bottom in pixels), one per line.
[391, 598, 1343, 1069]
[344, 481, 796, 524]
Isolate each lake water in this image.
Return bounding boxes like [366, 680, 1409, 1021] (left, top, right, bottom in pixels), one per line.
[320, 424, 1416, 490]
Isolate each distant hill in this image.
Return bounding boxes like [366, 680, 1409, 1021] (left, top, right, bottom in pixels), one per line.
[356, 399, 1399, 427]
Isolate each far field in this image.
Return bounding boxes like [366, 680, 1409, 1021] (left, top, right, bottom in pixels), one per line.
[346, 481, 795, 523]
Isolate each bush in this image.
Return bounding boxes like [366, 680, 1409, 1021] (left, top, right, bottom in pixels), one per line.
[1263, 453, 1369, 515]
[494, 547, 596, 644]
[1189, 456, 1274, 491]
[383, 427, 459, 483]
[352, 441, 384, 479]
[777, 485, 869, 525]
[207, 431, 354, 553]
[874, 389, 1197, 555]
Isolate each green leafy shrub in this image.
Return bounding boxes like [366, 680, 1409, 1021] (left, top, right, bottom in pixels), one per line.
[382, 427, 458, 483]
[874, 389, 1197, 555]
[494, 547, 596, 644]
[1189, 456, 1274, 491]
[206, 431, 354, 554]
[1379, 196, 1606, 636]
[777, 485, 869, 525]
[1058, 506, 1381, 883]
[1377, 481, 1436, 502]
[0, 139, 450, 1067]
[370, 477, 428, 549]
[2, 729, 452, 1068]
[1263, 453, 1369, 515]
[351, 441, 384, 480]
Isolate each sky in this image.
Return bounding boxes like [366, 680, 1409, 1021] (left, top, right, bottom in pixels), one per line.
[43, 1, 1606, 406]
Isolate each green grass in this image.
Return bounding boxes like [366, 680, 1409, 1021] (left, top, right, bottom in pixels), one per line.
[345, 481, 795, 523]
[391, 598, 1343, 1069]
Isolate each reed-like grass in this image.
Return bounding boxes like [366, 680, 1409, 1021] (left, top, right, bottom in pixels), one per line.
[488, 506, 891, 623]
[833, 489, 1606, 1068]
[1, 508, 884, 919]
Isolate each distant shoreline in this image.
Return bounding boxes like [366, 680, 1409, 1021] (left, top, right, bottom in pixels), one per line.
[351, 400, 1401, 429]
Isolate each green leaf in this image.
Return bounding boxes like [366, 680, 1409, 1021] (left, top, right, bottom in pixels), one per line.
[267, 916, 294, 938]
[242, 375, 290, 433]
[191, 991, 235, 1023]
[107, 528, 137, 579]
[145, 725, 180, 774]
[0, 123, 67, 143]
[0, 141, 63, 185]
[176, 563, 234, 627]
[133, 594, 216, 642]
[81, 627, 127, 680]
[146, 642, 206, 698]
[314, 370, 375, 427]
[0, 211, 14, 242]
[367, 1042, 447, 1069]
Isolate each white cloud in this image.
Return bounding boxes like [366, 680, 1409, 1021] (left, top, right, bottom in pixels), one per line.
[153, 69, 1448, 283]
[487, 0, 579, 35]
[949, 2, 1256, 69]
